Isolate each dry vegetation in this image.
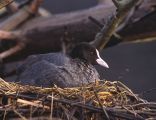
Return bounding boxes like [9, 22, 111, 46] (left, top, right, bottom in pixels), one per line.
[0, 78, 155, 119]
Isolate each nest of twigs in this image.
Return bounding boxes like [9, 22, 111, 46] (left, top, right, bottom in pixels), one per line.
[0, 78, 155, 120]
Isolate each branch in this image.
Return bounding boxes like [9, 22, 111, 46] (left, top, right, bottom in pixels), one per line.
[123, 31, 156, 43]
[0, 30, 19, 40]
[0, 0, 46, 60]
[91, 0, 139, 50]
[0, 0, 13, 9]
[0, 42, 25, 60]
[0, 0, 43, 30]
[7, 0, 51, 17]
[29, 0, 43, 14]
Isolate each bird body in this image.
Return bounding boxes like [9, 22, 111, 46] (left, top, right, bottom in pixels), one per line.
[18, 58, 99, 87]
[17, 43, 109, 87]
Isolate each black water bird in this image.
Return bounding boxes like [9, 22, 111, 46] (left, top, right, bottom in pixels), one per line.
[17, 43, 109, 87]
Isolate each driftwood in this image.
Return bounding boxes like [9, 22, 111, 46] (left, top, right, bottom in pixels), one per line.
[91, 0, 139, 50]
[6, 0, 51, 16]
[1, 0, 156, 61]
[0, 0, 47, 60]
[0, 0, 43, 30]
[0, 3, 116, 60]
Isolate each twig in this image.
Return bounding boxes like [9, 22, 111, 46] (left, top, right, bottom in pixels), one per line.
[116, 81, 140, 101]
[127, 102, 156, 109]
[50, 92, 54, 120]
[116, 7, 135, 32]
[93, 89, 110, 120]
[17, 98, 50, 109]
[88, 16, 122, 40]
[88, 16, 104, 28]
[0, 80, 155, 119]
[47, 96, 144, 119]
[13, 109, 28, 120]
[3, 109, 7, 120]
[116, 0, 144, 32]
[29, 106, 32, 120]
[69, 107, 77, 120]
[122, 106, 144, 119]
[0, 91, 152, 119]
[59, 104, 77, 120]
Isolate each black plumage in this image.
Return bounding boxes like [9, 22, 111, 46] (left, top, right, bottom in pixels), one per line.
[17, 43, 109, 87]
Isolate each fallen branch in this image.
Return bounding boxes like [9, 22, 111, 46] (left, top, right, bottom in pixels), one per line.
[1, 0, 156, 60]
[0, 0, 44, 60]
[17, 98, 50, 109]
[0, 0, 43, 30]
[0, 30, 19, 40]
[0, 42, 25, 60]
[123, 31, 156, 43]
[91, 0, 139, 50]
[7, 0, 51, 16]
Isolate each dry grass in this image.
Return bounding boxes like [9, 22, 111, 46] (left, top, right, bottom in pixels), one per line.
[0, 78, 155, 120]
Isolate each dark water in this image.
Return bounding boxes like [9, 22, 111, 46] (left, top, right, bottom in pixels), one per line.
[16, 0, 156, 101]
[96, 41, 156, 101]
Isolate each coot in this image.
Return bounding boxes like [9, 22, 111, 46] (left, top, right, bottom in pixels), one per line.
[17, 43, 109, 87]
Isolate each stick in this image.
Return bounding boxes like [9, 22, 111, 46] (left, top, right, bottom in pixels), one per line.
[50, 92, 54, 120]
[91, 0, 139, 50]
[0, 30, 19, 40]
[13, 109, 28, 120]
[0, 0, 43, 30]
[0, 42, 25, 60]
[17, 98, 50, 109]
[93, 89, 110, 120]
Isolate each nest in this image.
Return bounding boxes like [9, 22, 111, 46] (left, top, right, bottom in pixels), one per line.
[0, 78, 155, 120]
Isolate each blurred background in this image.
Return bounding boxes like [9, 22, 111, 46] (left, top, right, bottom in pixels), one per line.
[40, 0, 156, 101]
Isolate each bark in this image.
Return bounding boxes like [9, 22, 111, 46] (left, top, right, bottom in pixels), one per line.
[14, 1, 156, 52]
[13, 4, 116, 53]
[1, 0, 156, 60]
